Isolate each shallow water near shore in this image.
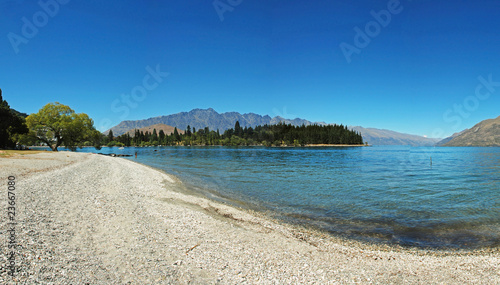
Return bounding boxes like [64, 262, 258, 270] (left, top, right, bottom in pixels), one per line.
[70, 145, 499, 249]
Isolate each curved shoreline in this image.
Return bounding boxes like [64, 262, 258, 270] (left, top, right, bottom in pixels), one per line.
[119, 152, 499, 253]
[122, 148, 499, 251]
[1, 151, 499, 283]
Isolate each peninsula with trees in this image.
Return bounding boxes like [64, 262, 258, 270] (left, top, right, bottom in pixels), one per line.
[104, 121, 364, 147]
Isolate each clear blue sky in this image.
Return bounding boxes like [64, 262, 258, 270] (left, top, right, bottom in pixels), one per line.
[2, 0, 500, 137]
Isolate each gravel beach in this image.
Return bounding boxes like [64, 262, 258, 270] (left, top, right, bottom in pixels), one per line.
[1, 151, 499, 284]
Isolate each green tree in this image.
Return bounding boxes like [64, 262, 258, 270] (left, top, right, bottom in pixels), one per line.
[234, 121, 242, 137]
[173, 127, 181, 142]
[151, 129, 158, 143]
[108, 129, 114, 142]
[0, 89, 29, 148]
[26, 102, 101, 151]
[158, 129, 165, 143]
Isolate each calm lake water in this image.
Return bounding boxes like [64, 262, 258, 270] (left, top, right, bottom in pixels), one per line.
[71, 145, 499, 249]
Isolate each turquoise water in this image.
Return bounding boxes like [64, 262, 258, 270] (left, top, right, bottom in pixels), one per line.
[73, 146, 499, 249]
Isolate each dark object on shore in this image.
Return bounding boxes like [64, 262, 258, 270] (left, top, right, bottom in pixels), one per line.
[15, 144, 31, 150]
[97, 153, 132, 157]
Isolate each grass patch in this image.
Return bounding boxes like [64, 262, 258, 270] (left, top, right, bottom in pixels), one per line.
[0, 150, 48, 158]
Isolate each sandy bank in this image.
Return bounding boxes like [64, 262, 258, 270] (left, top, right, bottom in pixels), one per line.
[0, 152, 498, 284]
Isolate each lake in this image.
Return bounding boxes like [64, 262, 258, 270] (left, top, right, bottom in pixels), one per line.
[72, 145, 499, 249]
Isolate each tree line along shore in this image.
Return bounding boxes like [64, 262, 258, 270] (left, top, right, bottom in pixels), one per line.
[104, 121, 364, 147]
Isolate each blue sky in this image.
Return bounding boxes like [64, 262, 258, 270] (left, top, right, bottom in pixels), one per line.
[2, 0, 500, 137]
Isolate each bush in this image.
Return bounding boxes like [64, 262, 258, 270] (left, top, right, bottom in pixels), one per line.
[222, 138, 231, 146]
[140, 141, 152, 147]
[230, 136, 243, 146]
[262, 140, 272, 147]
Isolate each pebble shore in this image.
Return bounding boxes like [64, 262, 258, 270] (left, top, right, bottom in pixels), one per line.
[1, 151, 499, 284]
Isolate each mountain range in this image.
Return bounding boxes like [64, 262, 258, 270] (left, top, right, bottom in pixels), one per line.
[106, 108, 324, 136]
[434, 130, 467, 146]
[120, 123, 184, 137]
[441, 115, 500, 146]
[350, 126, 441, 147]
[106, 108, 441, 146]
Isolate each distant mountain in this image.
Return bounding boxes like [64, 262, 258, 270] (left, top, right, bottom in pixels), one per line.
[106, 108, 325, 136]
[349, 126, 441, 146]
[106, 108, 441, 146]
[442, 115, 500, 146]
[123, 123, 184, 136]
[435, 129, 468, 146]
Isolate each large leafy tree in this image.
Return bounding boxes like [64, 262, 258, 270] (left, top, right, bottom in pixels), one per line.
[0, 89, 29, 149]
[26, 102, 102, 151]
